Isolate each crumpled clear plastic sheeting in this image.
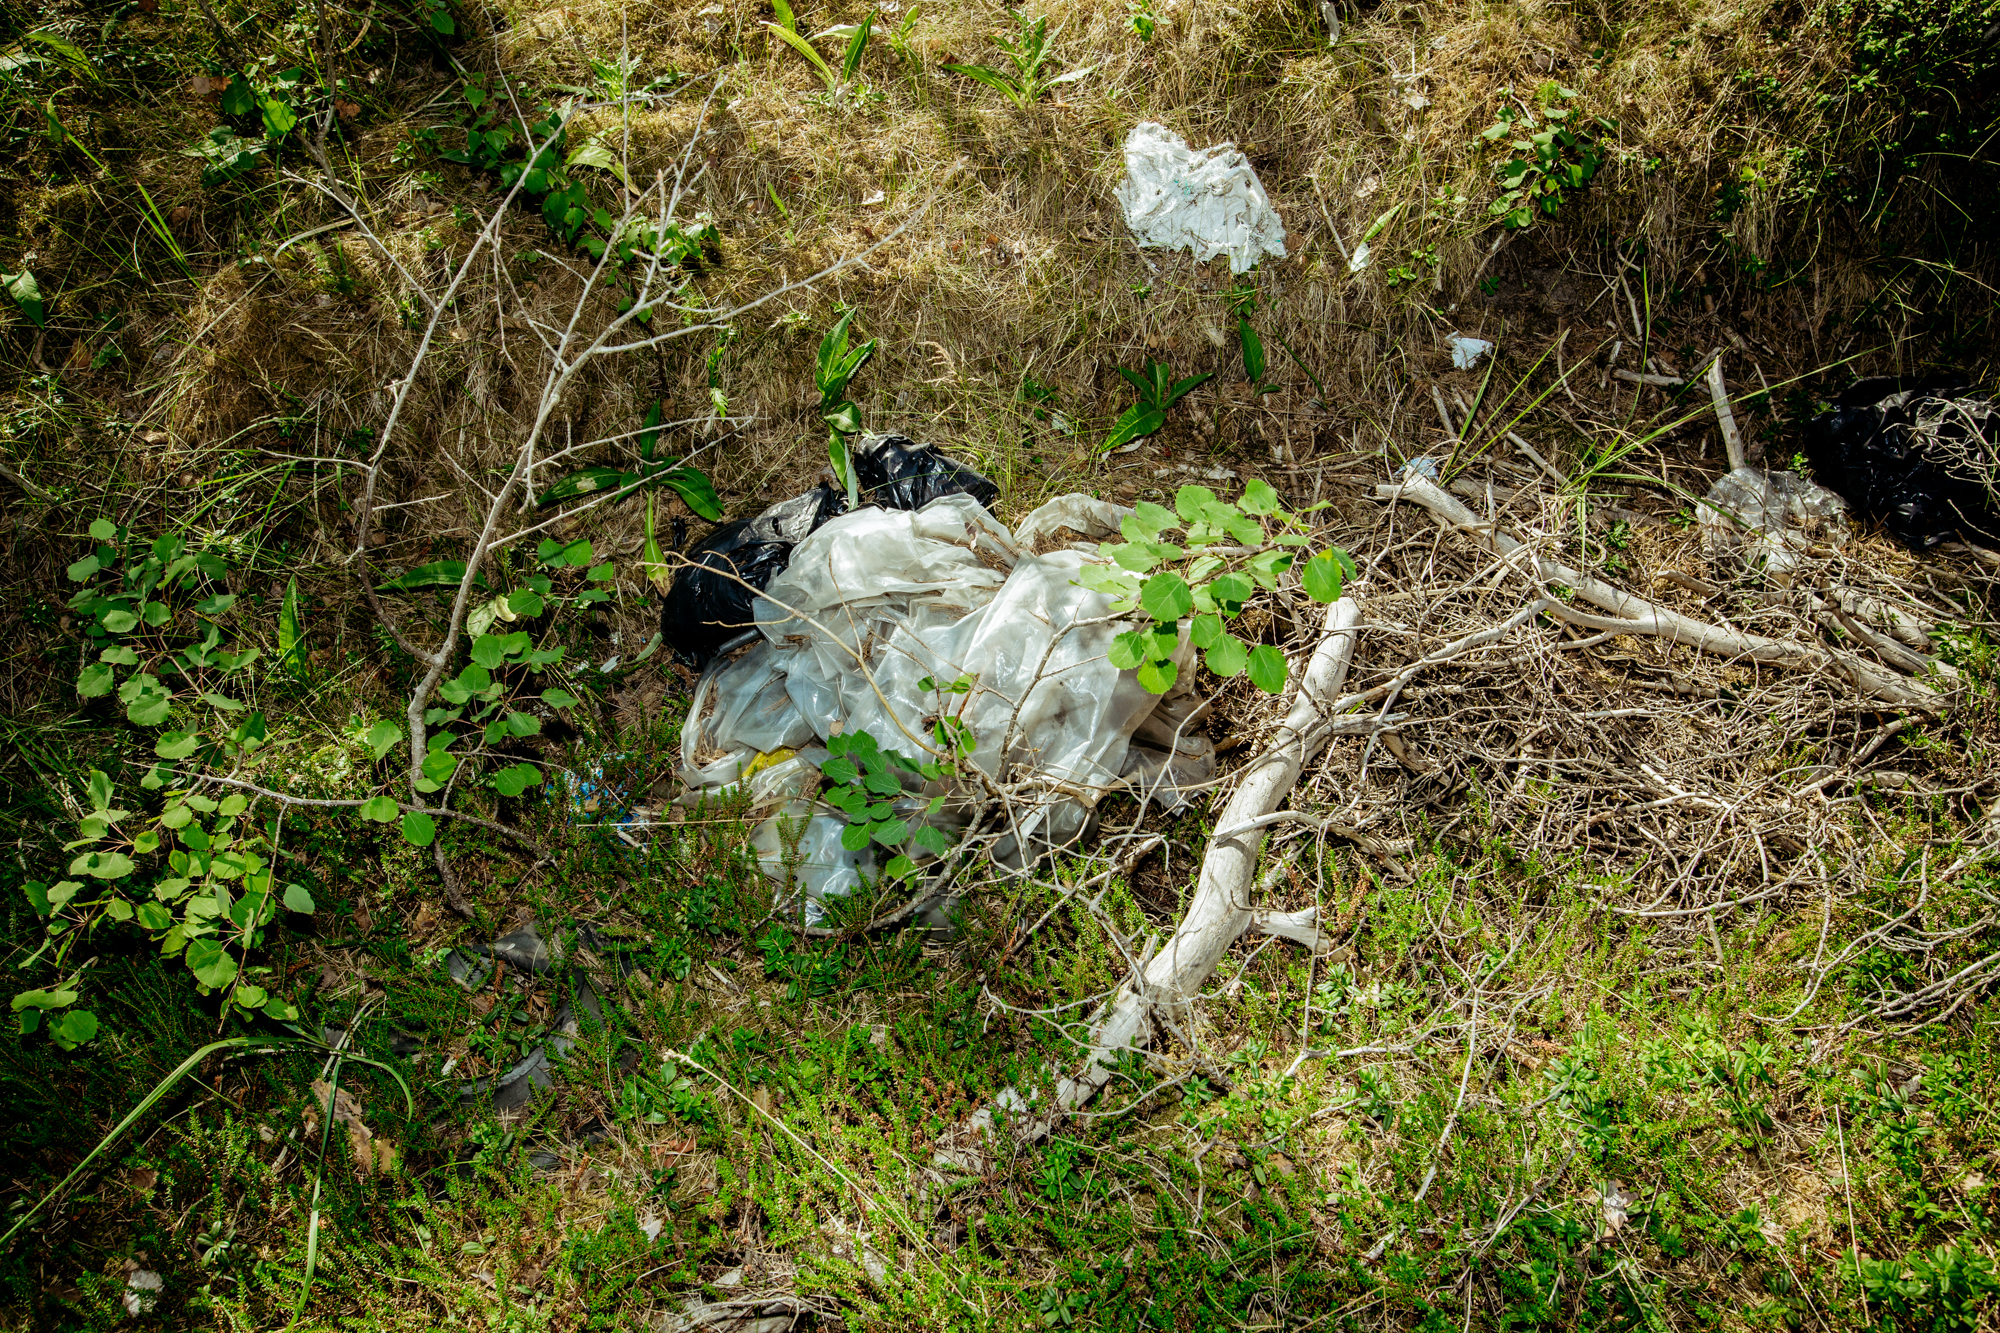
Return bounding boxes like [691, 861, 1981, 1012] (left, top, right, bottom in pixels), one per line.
[756, 495, 1019, 742]
[761, 501, 1177, 796]
[1700, 467, 1849, 586]
[749, 802, 873, 926]
[1115, 122, 1288, 274]
[679, 637, 816, 788]
[1013, 493, 1130, 549]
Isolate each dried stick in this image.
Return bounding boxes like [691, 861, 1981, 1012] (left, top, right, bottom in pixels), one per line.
[1377, 473, 1944, 710]
[1707, 353, 1748, 470]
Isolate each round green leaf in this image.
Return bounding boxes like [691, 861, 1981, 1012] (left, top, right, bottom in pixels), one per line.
[1107, 631, 1148, 671]
[401, 810, 437, 847]
[127, 693, 172, 727]
[1204, 635, 1248, 678]
[1135, 658, 1178, 694]
[65, 554, 102, 582]
[88, 518, 117, 541]
[185, 938, 238, 988]
[1139, 572, 1194, 623]
[50, 1008, 99, 1046]
[69, 850, 135, 880]
[1188, 613, 1226, 650]
[1208, 573, 1253, 610]
[1240, 478, 1280, 515]
[1301, 551, 1346, 604]
[77, 663, 115, 698]
[282, 883, 316, 913]
[155, 731, 199, 760]
[504, 712, 541, 737]
[358, 795, 400, 823]
[1245, 644, 1288, 694]
[100, 608, 139, 634]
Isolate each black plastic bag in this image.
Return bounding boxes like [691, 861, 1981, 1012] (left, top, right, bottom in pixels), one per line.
[853, 433, 1000, 511]
[660, 485, 847, 668]
[1802, 378, 2000, 550]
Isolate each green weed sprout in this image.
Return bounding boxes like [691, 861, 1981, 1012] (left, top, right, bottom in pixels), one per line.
[1102, 358, 1212, 452]
[945, 10, 1095, 109]
[765, 0, 877, 99]
[817, 309, 878, 506]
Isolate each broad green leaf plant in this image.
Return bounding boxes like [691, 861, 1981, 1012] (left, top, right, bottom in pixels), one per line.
[816, 309, 878, 506]
[1079, 482, 1355, 694]
[23, 520, 301, 1043]
[1102, 358, 1212, 452]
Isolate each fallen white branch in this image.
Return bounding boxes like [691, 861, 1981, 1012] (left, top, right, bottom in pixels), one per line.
[939, 599, 1363, 1164]
[1377, 474, 1944, 710]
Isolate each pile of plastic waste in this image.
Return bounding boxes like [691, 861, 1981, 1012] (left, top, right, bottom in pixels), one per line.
[662, 433, 1214, 924]
[1802, 378, 2000, 550]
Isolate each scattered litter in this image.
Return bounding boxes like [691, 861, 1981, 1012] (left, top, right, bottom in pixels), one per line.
[1598, 1181, 1635, 1237]
[1802, 378, 2000, 550]
[1448, 334, 1493, 371]
[861, 190, 886, 206]
[122, 1269, 163, 1318]
[661, 486, 847, 669]
[673, 486, 1214, 923]
[1699, 466, 1848, 585]
[1115, 122, 1287, 274]
[662, 436, 997, 670]
[442, 922, 619, 1112]
[1347, 241, 1371, 274]
[852, 431, 999, 512]
[1400, 457, 1442, 482]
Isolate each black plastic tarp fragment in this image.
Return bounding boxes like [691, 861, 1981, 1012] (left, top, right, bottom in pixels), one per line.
[1802, 378, 2000, 550]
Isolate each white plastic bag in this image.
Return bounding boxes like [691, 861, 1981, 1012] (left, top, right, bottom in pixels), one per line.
[1115, 122, 1287, 274]
[1700, 467, 1848, 585]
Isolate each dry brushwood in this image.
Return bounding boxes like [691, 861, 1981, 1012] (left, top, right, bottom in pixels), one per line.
[1377, 471, 1947, 711]
[290, 91, 914, 914]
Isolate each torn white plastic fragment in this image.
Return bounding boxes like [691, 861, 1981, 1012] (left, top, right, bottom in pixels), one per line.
[1448, 334, 1494, 370]
[1347, 241, 1371, 274]
[1115, 122, 1287, 274]
[124, 1270, 164, 1318]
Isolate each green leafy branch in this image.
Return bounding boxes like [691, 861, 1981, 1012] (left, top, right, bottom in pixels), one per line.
[818, 728, 962, 882]
[1077, 481, 1354, 694]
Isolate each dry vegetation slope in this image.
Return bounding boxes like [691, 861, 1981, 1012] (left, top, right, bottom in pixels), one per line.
[2, 0, 2000, 1328]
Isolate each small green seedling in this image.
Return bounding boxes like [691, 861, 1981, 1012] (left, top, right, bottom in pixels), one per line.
[1102, 358, 1213, 452]
[765, 0, 876, 98]
[1479, 83, 1613, 230]
[817, 309, 878, 506]
[945, 9, 1094, 109]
